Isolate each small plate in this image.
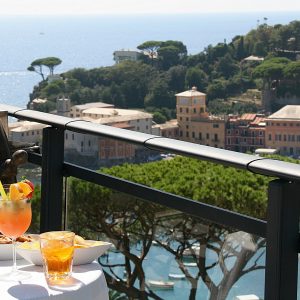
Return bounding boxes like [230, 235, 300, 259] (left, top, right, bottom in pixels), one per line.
[17, 240, 112, 265]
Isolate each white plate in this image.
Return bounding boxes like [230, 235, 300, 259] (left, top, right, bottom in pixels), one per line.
[17, 240, 112, 266]
[0, 244, 22, 260]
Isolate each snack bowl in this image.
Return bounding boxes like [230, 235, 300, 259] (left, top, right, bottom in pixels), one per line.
[17, 240, 112, 266]
[0, 244, 22, 260]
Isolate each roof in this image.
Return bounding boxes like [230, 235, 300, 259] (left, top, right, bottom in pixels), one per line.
[72, 102, 114, 110]
[243, 55, 264, 62]
[267, 105, 300, 120]
[32, 98, 47, 104]
[82, 108, 151, 118]
[9, 121, 48, 132]
[240, 113, 257, 121]
[176, 87, 206, 97]
[81, 111, 152, 124]
[152, 119, 178, 130]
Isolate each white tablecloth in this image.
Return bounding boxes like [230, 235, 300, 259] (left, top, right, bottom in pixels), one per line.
[0, 260, 109, 300]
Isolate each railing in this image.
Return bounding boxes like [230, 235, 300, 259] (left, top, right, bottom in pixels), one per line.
[1, 103, 300, 300]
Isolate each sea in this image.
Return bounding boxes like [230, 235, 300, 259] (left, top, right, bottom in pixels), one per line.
[1, 12, 300, 299]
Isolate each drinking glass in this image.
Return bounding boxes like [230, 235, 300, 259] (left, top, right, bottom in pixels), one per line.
[40, 231, 75, 282]
[0, 184, 32, 281]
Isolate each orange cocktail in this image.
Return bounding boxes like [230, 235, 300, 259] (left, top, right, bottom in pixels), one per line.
[0, 181, 33, 281]
[0, 199, 31, 239]
[40, 231, 75, 281]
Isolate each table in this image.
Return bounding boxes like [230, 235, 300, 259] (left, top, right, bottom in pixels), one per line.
[0, 259, 109, 300]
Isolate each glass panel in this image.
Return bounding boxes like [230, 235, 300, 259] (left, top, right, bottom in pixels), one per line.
[67, 180, 265, 300]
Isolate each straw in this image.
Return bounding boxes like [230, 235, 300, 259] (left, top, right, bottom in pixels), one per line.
[0, 181, 8, 200]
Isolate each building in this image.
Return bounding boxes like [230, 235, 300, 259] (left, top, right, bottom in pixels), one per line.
[56, 96, 71, 117]
[176, 87, 225, 148]
[65, 107, 153, 166]
[265, 105, 300, 156]
[9, 121, 48, 145]
[113, 50, 141, 64]
[81, 108, 153, 134]
[226, 114, 266, 153]
[152, 119, 178, 138]
[69, 102, 114, 118]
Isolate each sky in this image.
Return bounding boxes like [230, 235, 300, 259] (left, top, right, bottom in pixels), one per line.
[0, 0, 300, 15]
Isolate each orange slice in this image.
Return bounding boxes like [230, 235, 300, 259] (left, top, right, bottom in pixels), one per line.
[9, 182, 33, 201]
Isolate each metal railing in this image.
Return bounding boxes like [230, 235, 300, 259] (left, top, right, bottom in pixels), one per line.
[1, 103, 300, 300]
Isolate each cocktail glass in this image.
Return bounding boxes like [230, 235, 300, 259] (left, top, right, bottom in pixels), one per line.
[40, 231, 75, 282]
[0, 184, 32, 281]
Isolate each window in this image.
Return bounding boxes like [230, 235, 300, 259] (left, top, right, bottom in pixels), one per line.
[213, 124, 219, 128]
[199, 132, 202, 140]
[200, 108, 204, 113]
[186, 117, 189, 121]
[32, 131, 34, 135]
[137, 126, 140, 131]
[88, 140, 91, 147]
[180, 117, 182, 121]
[72, 134, 74, 140]
[180, 108, 183, 113]
[21, 133, 24, 137]
[186, 108, 189, 113]
[284, 135, 286, 141]
[192, 132, 195, 138]
[180, 131, 183, 137]
[186, 125, 189, 129]
[227, 138, 230, 145]
[206, 133, 209, 139]
[186, 132, 189, 137]
[193, 108, 196, 113]
[214, 134, 218, 141]
[146, 125, 149, 130]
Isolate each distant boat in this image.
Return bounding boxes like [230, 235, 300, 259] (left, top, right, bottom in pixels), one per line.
[148, 280, 175, 289]
[168, 273, 186, 279]
[183, 262, 197, 267]
[183, 245, 200, 257]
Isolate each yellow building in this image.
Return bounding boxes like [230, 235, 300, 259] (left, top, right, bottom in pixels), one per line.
[176, 87, 225, 148]
[265, 105, 300, 156]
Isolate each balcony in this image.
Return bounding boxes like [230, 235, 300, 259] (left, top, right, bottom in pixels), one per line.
[1, 103, 300, 300]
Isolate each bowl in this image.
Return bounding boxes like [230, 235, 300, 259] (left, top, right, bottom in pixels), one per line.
[0, 244, 22, 260]
[17, 240, 112, 266]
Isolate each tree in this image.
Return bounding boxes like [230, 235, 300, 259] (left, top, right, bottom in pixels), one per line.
[252, 57, 290, 89]
[158, 41, 187, 70]
[28, 57, 62, 81]
[185, 67, 208, 91]
[137, 41, 162, 62]
[68, 156, 270, 299]
[283, 61, 300, 80]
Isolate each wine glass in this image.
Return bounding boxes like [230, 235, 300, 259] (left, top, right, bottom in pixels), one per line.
[0, 184, 32, 281]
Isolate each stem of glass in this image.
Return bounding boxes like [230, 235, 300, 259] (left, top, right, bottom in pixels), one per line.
[12, 238, 17, 273]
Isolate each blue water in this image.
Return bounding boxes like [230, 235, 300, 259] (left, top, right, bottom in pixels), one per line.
[0, 12, 299, 108]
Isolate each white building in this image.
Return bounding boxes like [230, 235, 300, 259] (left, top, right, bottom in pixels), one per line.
[81, 108, 153, 134]
[9, 121, 49, 145]
[113, 50, 141, 64]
